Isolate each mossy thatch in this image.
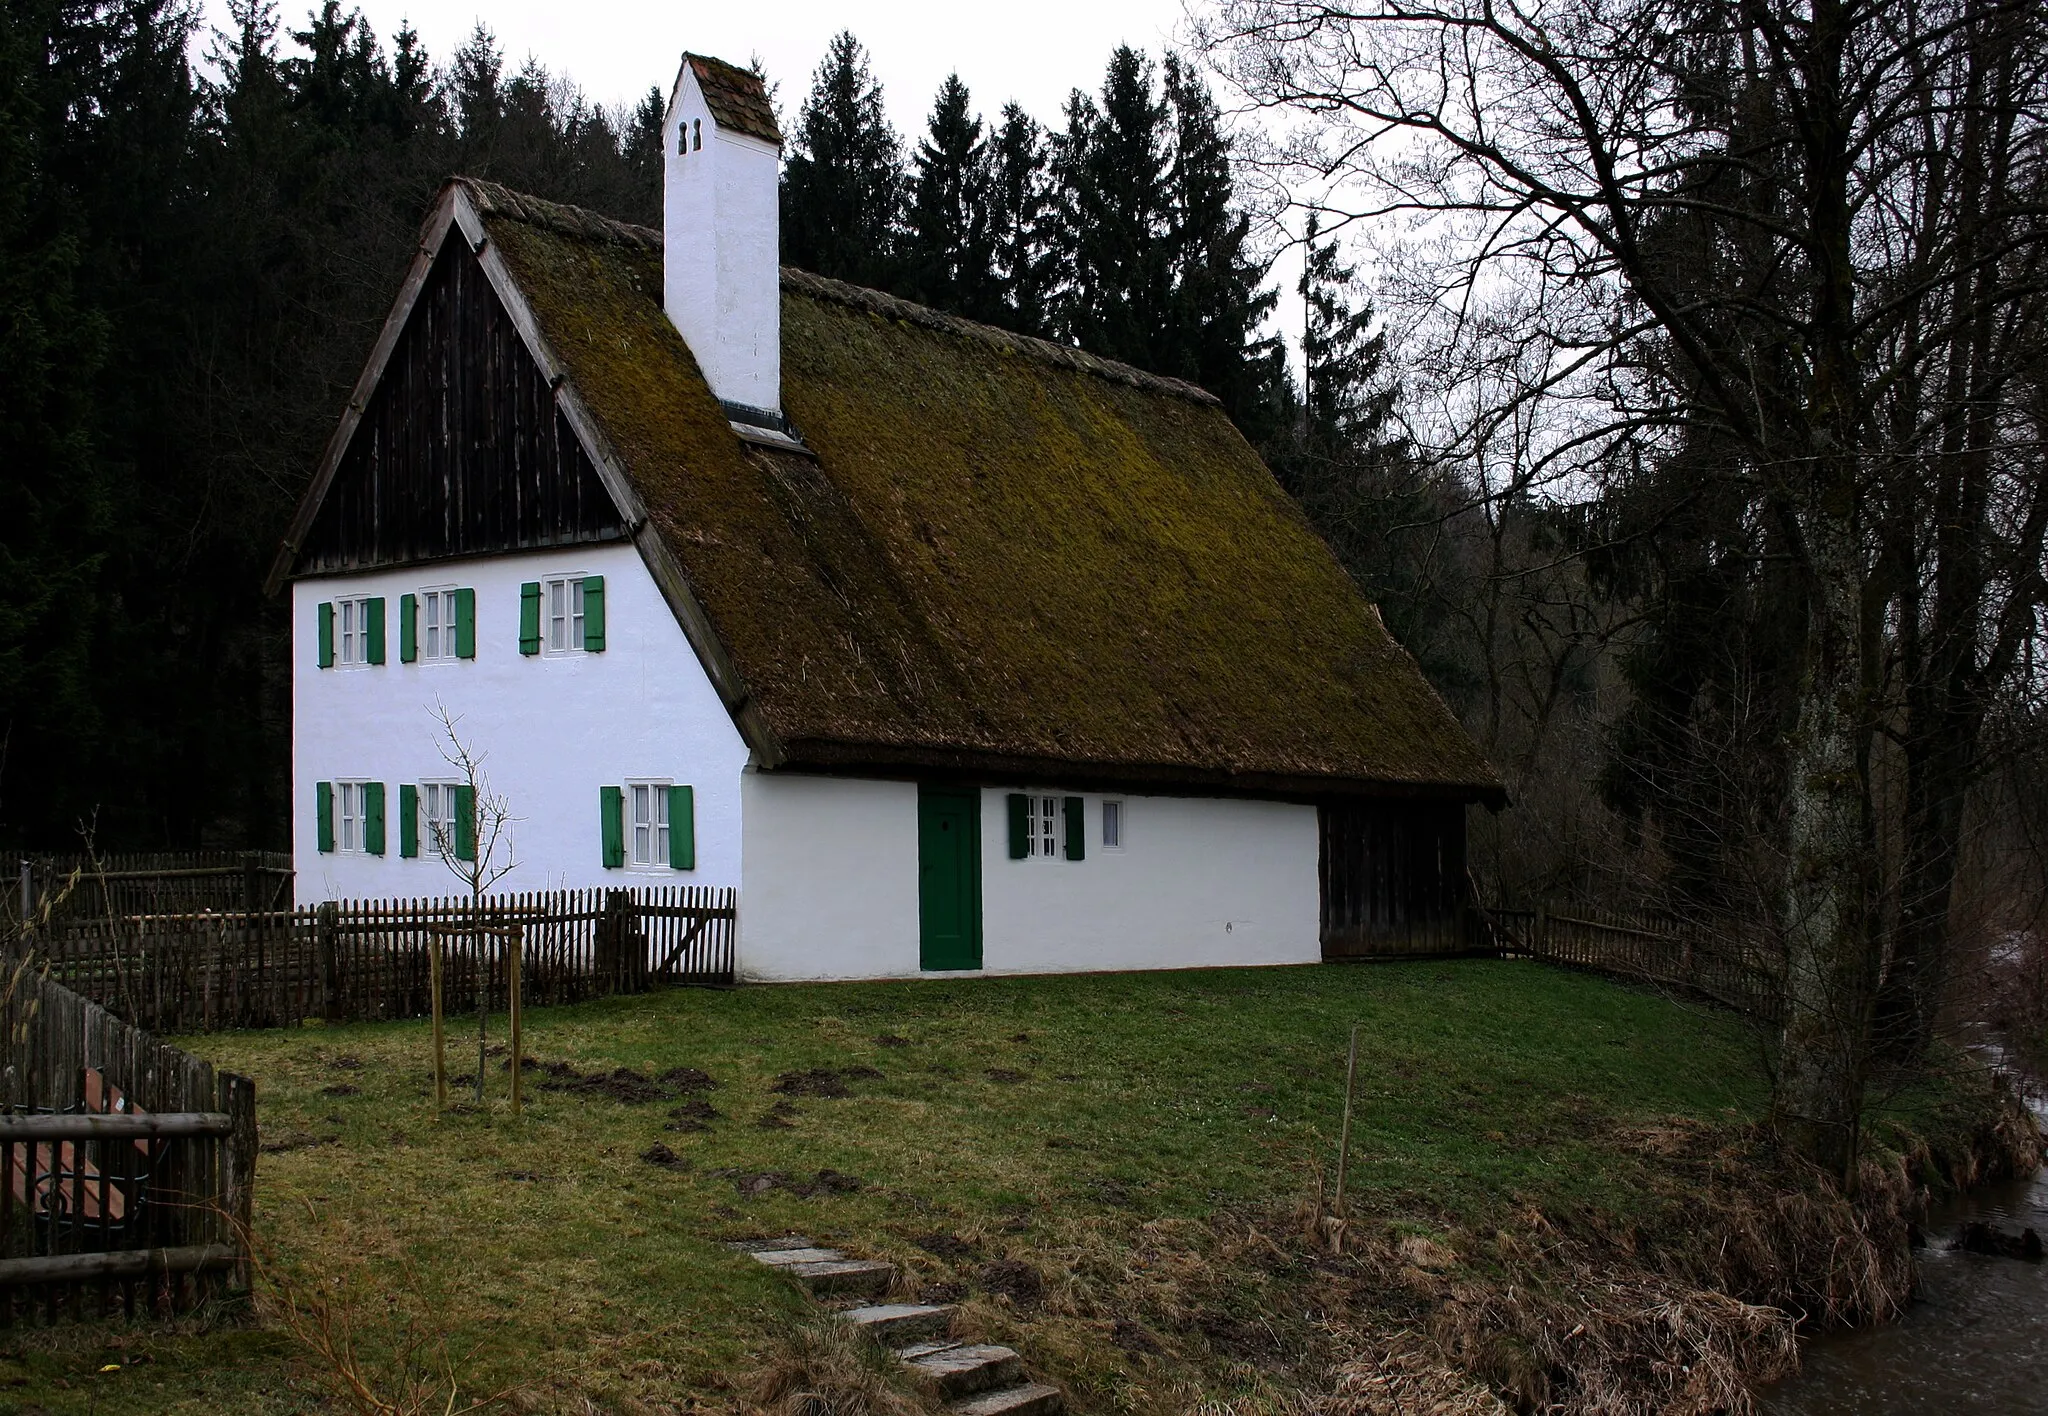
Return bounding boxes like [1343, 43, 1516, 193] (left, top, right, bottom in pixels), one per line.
[465, 178, 1498, 798]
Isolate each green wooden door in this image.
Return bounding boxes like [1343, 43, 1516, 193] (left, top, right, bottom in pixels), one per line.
[918, 787, 983, 971]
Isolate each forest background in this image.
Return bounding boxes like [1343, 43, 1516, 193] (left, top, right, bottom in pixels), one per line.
[5, 0, 2047, 1112]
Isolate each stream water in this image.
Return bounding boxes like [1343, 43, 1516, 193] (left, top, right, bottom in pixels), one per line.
[1765, 1034, 2048, 1415]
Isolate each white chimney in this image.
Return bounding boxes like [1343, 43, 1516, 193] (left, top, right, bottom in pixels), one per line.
[664, 54, 786, 429]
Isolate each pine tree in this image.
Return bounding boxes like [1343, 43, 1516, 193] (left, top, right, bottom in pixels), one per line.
[905, 74, 993, 317]
[986, 103, 1054, 336]
[1052, 47, 1173, 366]
[780, 31, 901, 289]
[1161, 54, 1282, 440]
[1297, 216, 1401, 466]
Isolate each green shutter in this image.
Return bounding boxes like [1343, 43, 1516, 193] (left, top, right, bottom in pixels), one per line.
[455, 588, 476, 659]
[399, 784, 419, 858]
[1064, 796, 1085, 861]
[453, 785, 477, 861]
[581, 576, 606, 651]
[519, 582, 541, 655]
[317, 603, 335, 668]
[1007, 793, 1029, 859]
[600, 786, 625, 868]
[399, 594, 418, 663]
[668, 785, 695, 870]
[365, 597, 387, 664]
[364, 781, 387, 855]
[315, 781, 334, 853]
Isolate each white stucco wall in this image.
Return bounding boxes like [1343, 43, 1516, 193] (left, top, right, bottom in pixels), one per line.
[663, 61, 781, 413]
[737, 773, 1321, 981]
[291, 542, 751, 903]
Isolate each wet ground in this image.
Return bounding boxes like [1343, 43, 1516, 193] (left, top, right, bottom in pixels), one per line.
[1766, 1041, 2047, 1415]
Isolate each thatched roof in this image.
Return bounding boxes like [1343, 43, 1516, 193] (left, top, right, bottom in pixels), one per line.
[311, 178, 1500, 800]
[684, 55, 781, 146]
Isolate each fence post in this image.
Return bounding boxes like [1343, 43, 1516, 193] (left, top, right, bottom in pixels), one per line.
[598, 890, 630, 994]
[17, 858, 29, 930]
[240, 852, 262, 914]
[316, 902, 342, 1021]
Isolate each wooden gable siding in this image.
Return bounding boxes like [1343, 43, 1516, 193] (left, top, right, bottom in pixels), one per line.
[1318, 800, 1472, 957]
[295, 242, 625, 576]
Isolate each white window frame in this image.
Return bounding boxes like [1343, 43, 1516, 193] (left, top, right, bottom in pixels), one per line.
[418, 586, 459, 663]
[421, 780, 461, 856]
[336, 780, 371, 853]
[1101, 798, 1125, 851]
[628, 780, 671, 868]
[544, 575, 587, 656]
[1024, 794, 1061, 860]
[335, 596, 374, 668]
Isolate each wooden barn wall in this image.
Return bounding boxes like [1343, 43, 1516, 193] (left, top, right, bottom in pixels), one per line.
[1319, 799, 1471, 957]
[295, 244, 626, 575]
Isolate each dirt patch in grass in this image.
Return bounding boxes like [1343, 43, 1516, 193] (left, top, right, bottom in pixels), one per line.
[770, 1066, 882, 1097]
[714, 1168, 865, 1199]
[521, 1057, 718, 1104]
[640, 1143, 692, 1172]
[984, 1067, 1029, 1084]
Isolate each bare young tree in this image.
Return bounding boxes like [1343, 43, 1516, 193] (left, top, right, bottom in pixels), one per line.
[1203, 0, 2048, 1173]
[429, 703, 518, 1104]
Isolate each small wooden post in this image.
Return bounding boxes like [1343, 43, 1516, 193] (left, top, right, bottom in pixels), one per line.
[429, 932, 447, 1112]
[508, 925, 523, 1116]
[315, 901, 342, 1022]
[1333, 1023, 1361, 1216]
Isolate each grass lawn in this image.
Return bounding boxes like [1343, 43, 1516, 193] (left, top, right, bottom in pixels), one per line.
[0, 960, 1782, 1414]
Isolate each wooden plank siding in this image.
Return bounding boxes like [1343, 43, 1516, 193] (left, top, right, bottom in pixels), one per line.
[1318, 800, 1473, 958]
[19, 888, 735, 1034]
[294, 241, 627, 575]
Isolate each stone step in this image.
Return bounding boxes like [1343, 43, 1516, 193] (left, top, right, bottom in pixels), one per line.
[840, 1302, 957, 1344]
[724, 1235, 814, 1253]
[747, 1246, 845, 1268]
[786, 1257, 895, 1297]
[902, 1342, 1025, 1400]
[948, 1381, 1065, 1416]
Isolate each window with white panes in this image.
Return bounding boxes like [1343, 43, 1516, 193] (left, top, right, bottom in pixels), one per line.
[629, 782, 670, 867]
[419, 588, 459, 662]
[336, 597, 373, 666]
[545, 576, 586, 654]
[337, 781, 370, 852]
[1030, 794, 1061, 858]
[1101, 798, 1124, 850]
[422, 781, 459, 854]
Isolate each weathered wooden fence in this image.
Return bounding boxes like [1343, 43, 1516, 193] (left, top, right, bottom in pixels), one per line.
[18, 852, 294, 927]
[0, 959, 256, 1324]
[22, 886, 736, 1033]
[1485, 904, 1782, 1021]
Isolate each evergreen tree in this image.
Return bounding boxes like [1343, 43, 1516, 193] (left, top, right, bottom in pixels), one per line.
[1160, 54, 1281, 441]
[1052, 47, 1174, 367]
[1296, 216, 1400, 465]
[985, 103, 1054, 336]
[780, 31, 901, 289]
[904, 74, 994, 317]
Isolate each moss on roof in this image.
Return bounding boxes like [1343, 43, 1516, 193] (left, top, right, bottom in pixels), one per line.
[464, 179, 1498, 797]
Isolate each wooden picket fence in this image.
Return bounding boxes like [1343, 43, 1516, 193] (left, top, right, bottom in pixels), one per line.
[0, 958, 256, 1324]
[1485, 904, 1782, 1021]
[21, 887, 736, 1033]
[18, 852, 294, 926]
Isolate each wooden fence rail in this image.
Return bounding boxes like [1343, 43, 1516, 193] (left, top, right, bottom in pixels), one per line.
[1486, 904, 1782, 1022]
[20, 886, 736, 1033]
[0, 960, 256, 1324]
[18, 852, 295, 928]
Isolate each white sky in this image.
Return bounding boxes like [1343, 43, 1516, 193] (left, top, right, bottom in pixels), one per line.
[195, 0, 1311, 363]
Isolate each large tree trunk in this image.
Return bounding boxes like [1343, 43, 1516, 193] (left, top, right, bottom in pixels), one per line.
[1773, 504, 1881, 1179]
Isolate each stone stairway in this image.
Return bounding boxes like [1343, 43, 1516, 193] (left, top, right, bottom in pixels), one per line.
[735, 1237, 1063, 1415]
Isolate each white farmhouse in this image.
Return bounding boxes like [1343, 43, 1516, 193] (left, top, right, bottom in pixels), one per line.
[268, 54, 1500, 982]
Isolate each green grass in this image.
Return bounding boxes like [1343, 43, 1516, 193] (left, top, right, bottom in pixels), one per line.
[0, 960, 1775, 1414]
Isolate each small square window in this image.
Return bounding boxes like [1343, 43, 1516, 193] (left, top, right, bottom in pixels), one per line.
[630, 781, 671, 867]
[1101, 799, 1124, 850]
[545, 576, 587, 654]
[336, 597, 374, 666]
[420, 588, 459, 662]
[1030, 795, 1061, 859]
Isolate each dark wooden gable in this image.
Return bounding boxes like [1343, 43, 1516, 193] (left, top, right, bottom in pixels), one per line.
[294, 241, 626, 575]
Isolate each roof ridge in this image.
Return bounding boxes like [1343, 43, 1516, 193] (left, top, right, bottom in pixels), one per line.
[777, 269, 1221, 408]
[454, 177, 1222, 409]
